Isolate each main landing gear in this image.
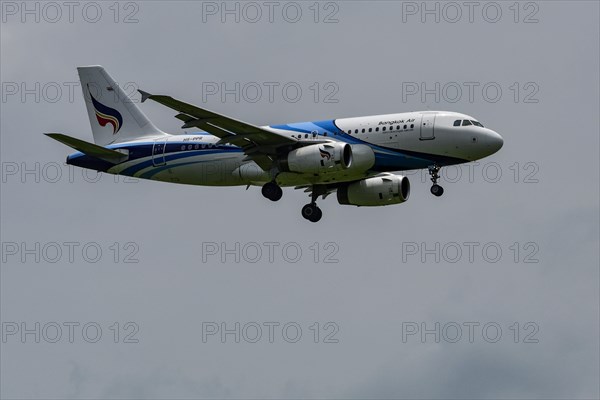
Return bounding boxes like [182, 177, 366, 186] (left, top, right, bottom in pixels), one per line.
[301, 203, 322, 223]
[301, 186, 324, 223]
[261, 181, 323, 222]
[428, 165, 444, 197]
[261, 181, 283, 202]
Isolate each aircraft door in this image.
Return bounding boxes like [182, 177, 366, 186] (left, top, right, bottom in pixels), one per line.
[420, 114, 436, 140]
[152, 139, 167, 166]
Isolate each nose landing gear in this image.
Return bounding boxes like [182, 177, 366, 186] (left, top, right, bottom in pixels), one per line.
[428, 165, 444, 197]
[430, 184, 444, 196]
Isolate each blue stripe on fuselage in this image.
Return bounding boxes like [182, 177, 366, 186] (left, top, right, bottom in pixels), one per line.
[119, 148, 241, 177]
[67, 119, 467, 175]
[66, 141, 242, 175]
[270, 119, 467, 169]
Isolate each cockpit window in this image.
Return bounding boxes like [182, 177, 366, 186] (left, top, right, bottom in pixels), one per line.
[453, 120, 461, 126]
[471, 120, 484, 127]
[462, 120, 472, 126]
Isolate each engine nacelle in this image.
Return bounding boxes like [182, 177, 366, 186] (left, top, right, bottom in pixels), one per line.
[337, 174, 410, 206]
[281, 142, 352, 174]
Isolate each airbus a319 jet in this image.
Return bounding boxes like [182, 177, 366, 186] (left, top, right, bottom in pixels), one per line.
[47, 66, 504, 222]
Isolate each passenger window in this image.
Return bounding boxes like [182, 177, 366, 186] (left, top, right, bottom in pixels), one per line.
[462, 120, 472, 126]
[403, 125, 407, 129]
[355, 129, 358, 134]
[396, 125, 400, 130]
[383, 127, 386, 131]
[453, 120, 461, 126]
[376, 127, 379, 132]
[410, 124, 414, 128]
[368, 128, 372, 132]
[362, 129, 365, 133]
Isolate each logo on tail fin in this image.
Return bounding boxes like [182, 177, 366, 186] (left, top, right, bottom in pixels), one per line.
[89, 90, 123, 135]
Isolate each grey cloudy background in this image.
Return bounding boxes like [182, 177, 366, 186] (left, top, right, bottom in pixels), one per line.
[1, 1, 599, 399]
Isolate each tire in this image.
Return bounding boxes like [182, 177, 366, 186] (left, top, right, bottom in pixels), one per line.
[301, 204, 315, 220]
[302, 204, 322, 222]
[262, 182, 282, 201]
[272, 185, 283, 201]
[430, 184, 444, 197]
[310, 206, 323, 222]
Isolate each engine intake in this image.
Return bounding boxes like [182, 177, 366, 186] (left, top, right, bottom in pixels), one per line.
[337, 174, 410, 206]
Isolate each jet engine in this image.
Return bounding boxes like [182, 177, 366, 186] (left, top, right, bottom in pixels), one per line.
[337, 174, 410, 206]
[280, 143, 374, 175]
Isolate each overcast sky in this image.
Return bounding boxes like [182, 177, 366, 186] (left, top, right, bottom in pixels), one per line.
[1, 1, 599, 399]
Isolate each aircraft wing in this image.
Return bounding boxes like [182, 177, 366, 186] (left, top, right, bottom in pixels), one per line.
[139, 90, 315, 170]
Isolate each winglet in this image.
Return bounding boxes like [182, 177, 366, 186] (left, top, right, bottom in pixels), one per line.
[138, 90, 153, 103]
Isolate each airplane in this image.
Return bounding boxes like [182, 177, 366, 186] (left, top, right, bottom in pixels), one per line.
[46, 66, 503, 222]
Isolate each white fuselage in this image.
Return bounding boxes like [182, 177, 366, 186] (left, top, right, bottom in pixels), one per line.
[67, 111, 503, 187]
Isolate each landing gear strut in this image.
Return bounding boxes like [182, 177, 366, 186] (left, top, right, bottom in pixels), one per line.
[301, 186, 324, 222]
[428, 165, 444, 197]
[262, 181, 283, 202]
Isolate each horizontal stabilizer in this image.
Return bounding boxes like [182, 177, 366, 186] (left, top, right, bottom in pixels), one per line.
[45, 133, 128, 163]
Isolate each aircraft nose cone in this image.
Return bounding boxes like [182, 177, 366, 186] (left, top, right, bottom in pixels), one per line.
[485, 130, 503, 154]
[491, 130, 503, 152]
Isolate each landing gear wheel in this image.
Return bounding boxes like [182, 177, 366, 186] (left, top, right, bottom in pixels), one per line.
[312, 206, 323, 222]
[301, 203, 322, 222]
[430, 184, 444, 197]
[262, 182, 283, 201]
[428, 165, 444, 197]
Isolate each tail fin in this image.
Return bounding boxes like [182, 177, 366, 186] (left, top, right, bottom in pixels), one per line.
[77, 66, 165, 145]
